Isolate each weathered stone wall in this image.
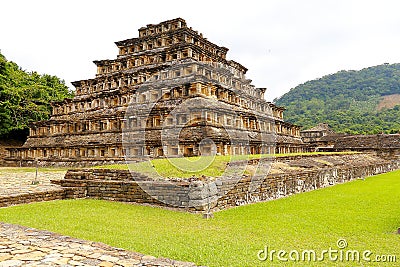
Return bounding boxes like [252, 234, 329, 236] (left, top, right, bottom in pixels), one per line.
[215, 162, 398, 210]
[53, 169, 191, 208]
[55, 158, 400, 212]
[334, 134, 400, 149]
[333, 134, 400, 156]
[0, 139, 24, 167]
[0, 189, 66, 207]
[6, 158, 128, 168]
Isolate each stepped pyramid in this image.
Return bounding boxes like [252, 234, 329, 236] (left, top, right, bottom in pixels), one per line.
[7, 18, 304, 166]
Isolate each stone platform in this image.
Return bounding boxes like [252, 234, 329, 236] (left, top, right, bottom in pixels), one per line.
[0, 168, 66, 207]
[0, 168, 65, 196]
[57, 154, 400, 211]
[0, 168, 199, 266]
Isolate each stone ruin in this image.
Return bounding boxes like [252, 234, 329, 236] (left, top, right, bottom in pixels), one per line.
[52, 153, 399, 211]
[333, 133, 400, 158]
[6, 18, 305, 166]
[301, 123, 400, 156]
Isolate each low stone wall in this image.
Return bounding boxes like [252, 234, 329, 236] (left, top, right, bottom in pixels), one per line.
[216, 162, 398, 210]
[53, 169, 191, 208]
[0, 189, 66, 207]
[54, 159, 400, 212]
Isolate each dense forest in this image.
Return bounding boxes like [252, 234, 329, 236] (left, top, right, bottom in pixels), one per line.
[274, 63, 400, 134]
[0, 52, 73, 139]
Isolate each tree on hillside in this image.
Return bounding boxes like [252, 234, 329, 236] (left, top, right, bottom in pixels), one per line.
[275, 63, 400, 134]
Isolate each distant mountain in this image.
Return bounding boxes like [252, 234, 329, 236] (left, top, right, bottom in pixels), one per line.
[0, 52, 73, 139]
[274, 63, 400, 134]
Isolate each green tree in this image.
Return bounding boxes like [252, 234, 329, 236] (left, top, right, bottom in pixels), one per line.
[0, 52, 73, 139]
[275, 63, 400, 134]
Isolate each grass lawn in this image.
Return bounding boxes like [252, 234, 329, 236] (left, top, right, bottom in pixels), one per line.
[95, 151, 358, 178]
[0, 169, 399, 266]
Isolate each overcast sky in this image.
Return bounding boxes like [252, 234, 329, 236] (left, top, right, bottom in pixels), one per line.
[2, 0, 400, 101]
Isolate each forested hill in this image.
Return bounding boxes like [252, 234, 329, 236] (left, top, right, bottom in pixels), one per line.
[0, 52, 73, 139]
[274, 63, 400, 134]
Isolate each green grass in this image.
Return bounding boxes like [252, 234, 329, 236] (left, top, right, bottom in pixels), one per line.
[0, 169, 399, 266]
[95, 151, 359, 178]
